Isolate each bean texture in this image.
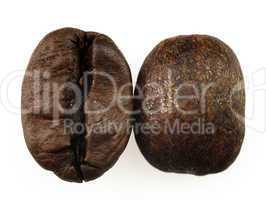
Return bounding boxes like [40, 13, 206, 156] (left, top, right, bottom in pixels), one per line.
[134, 35, 245, 175]
[22, 28, 133, 182]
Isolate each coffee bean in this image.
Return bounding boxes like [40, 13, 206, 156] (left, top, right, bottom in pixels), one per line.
[134, 35, 245, 175]
[21, 28, 133, 182]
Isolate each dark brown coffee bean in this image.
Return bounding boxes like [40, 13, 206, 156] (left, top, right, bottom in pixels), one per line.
[134, 35, 245, 175]
[21, 28, 133, 182]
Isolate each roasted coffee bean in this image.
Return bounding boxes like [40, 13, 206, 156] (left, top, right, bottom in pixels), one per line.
[21, 28, 133, 182]
[134, 35, 245, 175]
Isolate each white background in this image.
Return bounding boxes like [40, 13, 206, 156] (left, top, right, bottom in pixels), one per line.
[0, 0, 265, 199]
